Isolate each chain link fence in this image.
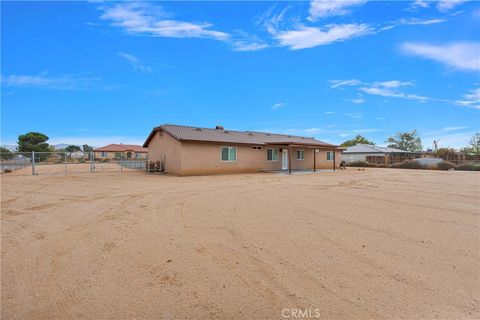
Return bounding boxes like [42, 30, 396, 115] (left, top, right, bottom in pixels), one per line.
[0, 151, 162, 175]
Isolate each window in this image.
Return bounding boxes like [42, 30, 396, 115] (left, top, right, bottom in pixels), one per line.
[296, 149, 305, 160]
[101, 152, 108, 157]
[135, 153, 141, 159]
[114, 152, 121, 159]
[267, 148, 279, 161]
[221, 147, 237, 161]
[252, 146, 262, 150]
[327, 151, 334, 161]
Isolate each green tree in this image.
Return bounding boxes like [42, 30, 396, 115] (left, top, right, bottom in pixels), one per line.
[341, 135, 374, 147]
[436, 147, 457, 160]
[386, 130, 423, 152]
[0, 147, 13, 160]
[17, 132, 50, 153]
[65, 145, 81, 153]
[82, 144, 93, 153]
[469, 133, 480, 155]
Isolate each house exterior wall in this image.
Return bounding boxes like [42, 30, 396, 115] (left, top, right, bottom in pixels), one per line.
[147, 130, 182, 174]
[342, 153, 385, 163]
[180, 142, 267, 175]
[146, 134, 342, 175]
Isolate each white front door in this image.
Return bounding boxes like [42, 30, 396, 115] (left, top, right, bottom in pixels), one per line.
[282, 149, 288, 170]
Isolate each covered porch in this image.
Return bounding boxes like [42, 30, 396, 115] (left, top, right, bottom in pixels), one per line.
[266, 143, 341, 174]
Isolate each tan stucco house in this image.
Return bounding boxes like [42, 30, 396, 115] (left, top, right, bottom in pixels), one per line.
[93, 144, 148, 160]
[143, 124, 343, 175]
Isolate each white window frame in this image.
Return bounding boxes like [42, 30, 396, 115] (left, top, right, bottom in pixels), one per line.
[296, 149, 305, 160]
[326, 151, 334, 161]
[221, 146, 237, 162]
[101, 151, 108, 157]
[267, 148, 279, 161]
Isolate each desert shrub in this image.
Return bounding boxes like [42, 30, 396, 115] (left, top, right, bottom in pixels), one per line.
[3, 168, 12, 173]
[392, 160, 425, 169]
[347, 161, 377, 167]
[455, 162, 480, 171]
[437, 161, 456, 170]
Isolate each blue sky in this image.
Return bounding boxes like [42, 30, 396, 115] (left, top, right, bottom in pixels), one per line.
[1, 0, 479, 149]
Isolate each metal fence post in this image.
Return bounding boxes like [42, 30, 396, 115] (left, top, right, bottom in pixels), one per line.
[64, 152, 67, 174]
[90, 152, 93, 173]
[32, 151, 35, 175]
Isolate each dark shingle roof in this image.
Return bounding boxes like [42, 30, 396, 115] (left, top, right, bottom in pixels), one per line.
[143, 124, 339, 148]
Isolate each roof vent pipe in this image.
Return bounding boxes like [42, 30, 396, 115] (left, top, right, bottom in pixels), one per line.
[215, 125, 224, 130]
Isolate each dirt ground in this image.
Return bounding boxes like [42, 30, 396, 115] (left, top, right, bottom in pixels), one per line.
[1, 168, 479, 319]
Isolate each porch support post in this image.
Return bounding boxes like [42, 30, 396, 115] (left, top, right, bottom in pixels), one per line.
[313, 148, 316, 172]
[288, 145, 292, 174]
[333, 149, 336, 171]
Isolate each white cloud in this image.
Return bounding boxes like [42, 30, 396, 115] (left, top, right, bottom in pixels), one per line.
[329, 79, 362, 88]
[437, 0, 466, 12]
[324, 111, 335, 114]
[230, 37, 268, 52]
[351, 97, 365, 104]
[409, 0, 430, 10]
[400, 42, 480, 72]
[308, 0, 367, 21]
[100, 3, 268, 52]
[372, 80, 413, 88]
[442, 126, 468, 131]
[272, 102, 286, 110]
[361, 80, 427, 101]
[100, 2, 229, 41]
[409, 0, 467, 12]
[275, 23, 372, 50]
[330, 78, 430, 102]
[330, 79, 480, 109]
[454, 88, 480, 109]
[118, 52, 153, 73]
[397, 17, 447, 25]
[359, 86, 430, 101]
[1, 72, 101, 90]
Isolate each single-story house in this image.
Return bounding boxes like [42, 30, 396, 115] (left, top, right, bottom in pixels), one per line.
[342, 144, 420, 164]
[93, 144, 148, 160]
[143, 124, 343, 175]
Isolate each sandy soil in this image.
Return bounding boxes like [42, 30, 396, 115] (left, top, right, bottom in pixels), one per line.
[1, 168, 479, 319]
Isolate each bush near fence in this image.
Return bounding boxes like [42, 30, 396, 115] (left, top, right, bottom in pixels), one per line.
[437, 161, 456, 170]
[391, 160, 426, 169]
[455, 162, 480, 171]
[346, 161, 379, 168]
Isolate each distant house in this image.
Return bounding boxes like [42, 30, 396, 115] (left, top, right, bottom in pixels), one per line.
[143, 124, 343, 175]
[69, 151, 87, 159]
[93, 144, 148, 160]
[342, 144, 420, 165]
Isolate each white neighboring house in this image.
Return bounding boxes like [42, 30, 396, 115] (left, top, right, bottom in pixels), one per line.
[342, 144, 412, 163]
[69, 151, 87, 159]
